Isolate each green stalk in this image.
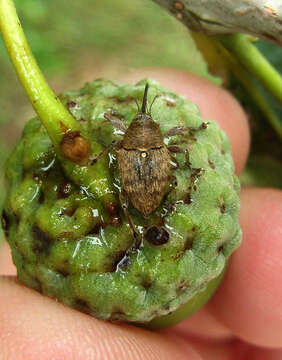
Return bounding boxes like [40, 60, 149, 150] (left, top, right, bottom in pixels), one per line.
[217, 34, 282, 105]
[0, 0, 81, 149]
[216, 41, 282, 140]
[0, 0, 117, 206]
[192, 32, 282, 140]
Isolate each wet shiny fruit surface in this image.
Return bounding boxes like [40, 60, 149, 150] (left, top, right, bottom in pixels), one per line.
[2, 79, 241, 326]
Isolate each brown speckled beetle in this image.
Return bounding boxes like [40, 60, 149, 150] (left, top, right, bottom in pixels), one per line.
[91, 84, 207, 240]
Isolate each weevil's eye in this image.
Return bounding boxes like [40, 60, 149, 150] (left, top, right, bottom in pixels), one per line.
[145, 226, 169, 246]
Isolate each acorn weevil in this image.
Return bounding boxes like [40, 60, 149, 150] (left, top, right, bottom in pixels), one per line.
[91, 84, 207, 240]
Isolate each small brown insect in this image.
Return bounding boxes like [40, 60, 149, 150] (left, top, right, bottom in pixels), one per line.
[91, 84, 207, 241]
[117, 84, 171, 217]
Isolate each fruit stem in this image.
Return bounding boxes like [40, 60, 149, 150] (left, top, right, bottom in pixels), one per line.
[0, 0, 117, 206]
[0, 0, 90, 163]
[217, 34, 282, 106]
[192, 32, 282, 140]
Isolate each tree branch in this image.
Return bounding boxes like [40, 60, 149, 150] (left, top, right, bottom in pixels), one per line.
[153, 0, 282, 45]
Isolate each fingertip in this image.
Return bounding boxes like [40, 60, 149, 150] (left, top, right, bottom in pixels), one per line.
[0, 277, 201, 360]
[209, 187, 282, 348]
[0, 240, 16, 275]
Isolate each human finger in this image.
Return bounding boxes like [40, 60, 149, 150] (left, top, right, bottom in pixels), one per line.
[0, 277, 201, 360]
[209, 187, 282, 348]
[0, 240, 16, 275]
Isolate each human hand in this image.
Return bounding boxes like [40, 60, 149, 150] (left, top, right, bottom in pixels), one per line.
[1, 69, 281, 360]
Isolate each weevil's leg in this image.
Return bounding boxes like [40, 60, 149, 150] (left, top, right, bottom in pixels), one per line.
[162, 174, 179, 215]
[170, 154, 179, 170]
[182, 167, 205, 206]
[104, 111, 127, 133]
[119, 190, 140, 252]
[168, 145, 192, 169]
[90, 140, 121, 165]
[165, 174, 178, 199]
[164, 122, 208, 138]
[190, 167, 205, 187]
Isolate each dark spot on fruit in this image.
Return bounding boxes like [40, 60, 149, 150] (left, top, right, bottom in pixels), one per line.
[166, 99, 175, 107]
[107, 250, 128, 272]
[64, 208, 76, 217]
[141, 277, 153, 289]
[145, 226, 169, 246]
[1, 211, 10, 238]
[38, 191, 44, 204]
[217, 245, 224, 253]
[32, 226, 52, 254]
[220, 203, 226, 214]
[177, 282, 188, 295]
[67, 101, 77, 108]
[57, 183, 72, 199]
[56, 268, 70, 277]
[208, 160, 215, 169]
[105, 201, 118, 214]
[88, 223, 102, 235]
[173, 250, 185, 260]
[59, 231, 75, 239]
[185, 237, 194, 250]
[75, 298, 91, 312]
[109, 215, 122, 227]
[184, 193, 192, 204]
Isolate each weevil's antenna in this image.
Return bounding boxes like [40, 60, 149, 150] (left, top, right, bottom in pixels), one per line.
[141, 83, 149, 113]
[134, 98, 140, 112]
[149, 95, 159, 114]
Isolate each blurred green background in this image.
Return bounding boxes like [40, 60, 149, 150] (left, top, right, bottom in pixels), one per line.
[0, 0, 281, 219]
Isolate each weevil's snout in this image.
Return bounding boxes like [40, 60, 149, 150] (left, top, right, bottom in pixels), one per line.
[135, 83, 158, 120]
[141, 83, 149, 113]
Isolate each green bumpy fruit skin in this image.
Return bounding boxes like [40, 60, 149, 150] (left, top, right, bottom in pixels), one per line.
[2, 79, 241, 326]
